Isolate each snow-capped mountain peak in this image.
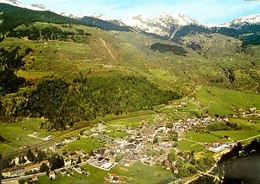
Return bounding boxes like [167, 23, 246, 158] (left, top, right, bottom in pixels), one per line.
[128, 13, 198, 37]
[158, 13, 198, 26]
[228, 14, 260, 27]
[0, 0, 47, 11]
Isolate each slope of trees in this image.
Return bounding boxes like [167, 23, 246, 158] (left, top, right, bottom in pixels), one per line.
[0, 3, 86, 33]
[24, 76, 181, 130]
[8, 24, 91, 42]
[151, 42, 187, 56]
[241, 34, 260, 48]
[0, 46, 28, 94]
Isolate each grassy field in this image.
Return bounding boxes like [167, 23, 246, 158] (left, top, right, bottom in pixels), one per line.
[38, 162, 174, 184]
[210, 130, 260, 142]
[196, 86, 260, 116]
[104, 129, 129, 138]
[184, 132, 225, 143]
[39, 164, 108, 184]
[0, 118, 90, 155]
[59, 137, 105, 154]
[110, 162, 174, 184]
[230, 118, 260, 130]
[0, 119, 45, 154]
[107, 114, 155, 128]
[177, 140, 204, 151]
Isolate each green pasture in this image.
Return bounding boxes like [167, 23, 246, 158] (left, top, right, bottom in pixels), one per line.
[59, 137, 105, 154]
[110, 162, 174, 184]
[39, 164, 108, 184]
[177, 140, 204, 151]
[210, 130, 260, 142]
[196, 86, 260, 115]
[0, 119, 44, 154]
[184, 132, 225, 143]
[107, 114, 155, 128]
[104, 129, 129, 139]
[230, 118, 260, 130]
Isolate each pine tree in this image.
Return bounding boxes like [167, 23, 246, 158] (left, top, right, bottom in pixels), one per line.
[77, 156, 81, 164]
[26, 148, 35, 162]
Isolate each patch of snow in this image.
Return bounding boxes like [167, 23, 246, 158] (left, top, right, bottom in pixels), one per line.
[225, 14, 260, 28]
[0, 0, 47, 11]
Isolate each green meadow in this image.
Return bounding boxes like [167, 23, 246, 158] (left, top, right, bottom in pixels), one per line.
[59, 137, 105, 154]
[110, 162, 174, 184]
[0, 119, 44, 154]
[196, 86, 260, 115]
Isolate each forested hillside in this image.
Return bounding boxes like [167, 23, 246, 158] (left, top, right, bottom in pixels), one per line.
[0, 3, 259, 130]
[23, 76, 179, 130]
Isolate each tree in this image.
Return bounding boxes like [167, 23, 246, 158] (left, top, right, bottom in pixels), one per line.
[19, 156, 26, 165]
[187, 166, 197, 174]
[115, 154, 123, 162]
[40, 163, 49, 173]
[166, 123, 173, 129]
[167, 150, 176, 164]
[177, 168, 189, 178]
[37, 150, 46, 163]
[26, 148, 35, 162]
[190, 158, 197, 165]
[77, 156, 81, 164]
[49, 154, 64, 170]
[0, 135, 5, 143]
[153, 137, 158, 144]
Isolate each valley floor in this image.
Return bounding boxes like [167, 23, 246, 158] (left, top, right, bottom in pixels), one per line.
[1, 87, 260, 184]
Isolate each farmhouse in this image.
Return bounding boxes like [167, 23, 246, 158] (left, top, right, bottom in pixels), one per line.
[162, 159, 171, 170]
[49, 171, 56, 180]
[64, 159, 72, 167]
[24, 163, 40, 173]
[73, 165, 82, 174]
[60, 169, 67, 176]
[110, 173, 119, 183]
[172, 165, 179, 174]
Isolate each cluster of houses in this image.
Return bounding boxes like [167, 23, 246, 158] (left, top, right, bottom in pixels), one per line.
[173, 116, 229, 136]
[3, 110, 247, 182]
[2, 160, 50, 178]
[45, 114, 234, 172]
[234, 107, 259, 118]
[162, 159, 179, 174]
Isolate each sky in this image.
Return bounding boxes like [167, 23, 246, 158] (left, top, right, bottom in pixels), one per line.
[20, 0, 260, 25]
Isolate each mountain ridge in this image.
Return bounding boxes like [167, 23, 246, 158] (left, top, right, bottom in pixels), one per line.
[1, 0, 260, 28]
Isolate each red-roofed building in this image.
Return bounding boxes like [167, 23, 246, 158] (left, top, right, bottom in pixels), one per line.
[49, 171, 56, 180]
[24, 163, 40, 173]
